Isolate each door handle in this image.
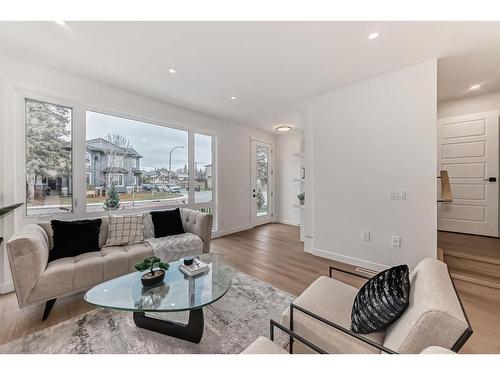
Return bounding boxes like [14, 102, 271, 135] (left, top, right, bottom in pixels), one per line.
[484, 177, 497, 182]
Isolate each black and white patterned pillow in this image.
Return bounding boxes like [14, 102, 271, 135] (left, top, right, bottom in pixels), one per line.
[351, 265, 410, 334]
[105, 213, 144, 247]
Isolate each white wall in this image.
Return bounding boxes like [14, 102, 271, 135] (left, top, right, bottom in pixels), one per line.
[0, 51, 274, 292]
[438, 91, 500, 118]
[302, 60, 438, 270]
[275, 133, 301, 226]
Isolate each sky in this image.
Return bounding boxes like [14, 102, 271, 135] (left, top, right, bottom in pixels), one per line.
[86, 111, 212, 171]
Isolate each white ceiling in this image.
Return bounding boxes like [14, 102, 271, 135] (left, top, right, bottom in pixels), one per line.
[1, 21, 500, 131]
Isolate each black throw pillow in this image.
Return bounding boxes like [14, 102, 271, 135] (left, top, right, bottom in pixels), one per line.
[49, 219, 102, 263]
[351, 264, 410, 334]
[150, 208, 185, 238]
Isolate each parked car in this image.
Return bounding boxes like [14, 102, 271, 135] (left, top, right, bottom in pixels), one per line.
[142, 183, 157, 192]
[165, 185, 181, 193]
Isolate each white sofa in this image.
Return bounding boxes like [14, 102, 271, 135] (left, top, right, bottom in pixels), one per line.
[6, 208, 212, 319]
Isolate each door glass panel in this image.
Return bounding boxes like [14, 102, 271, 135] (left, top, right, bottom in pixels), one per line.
[256, 145, 269, 216]
[194, 133, 213, 204]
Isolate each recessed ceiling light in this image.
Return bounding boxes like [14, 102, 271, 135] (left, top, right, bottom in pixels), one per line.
[468, 84, 481, 91]
[168, 68, 176, 74]
[368, 32, 379, 40]
[54, 20, 66, 26]
[230, 96, 237, 101]
[276, 125, 293, 133]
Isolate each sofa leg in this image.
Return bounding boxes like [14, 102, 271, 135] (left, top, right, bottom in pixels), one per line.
[42, 298, 57, 321]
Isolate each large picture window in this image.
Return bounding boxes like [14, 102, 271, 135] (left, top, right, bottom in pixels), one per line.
[24, 103, 216, 225]
[25, 98, 73, 216]
[85, 111, 189, 212]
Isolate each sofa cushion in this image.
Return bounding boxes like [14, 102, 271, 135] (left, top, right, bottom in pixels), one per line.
[39, 219, 109, 250]
[241, 337, 288, 354]
[145, 232, 203, 262]
[351, 265, 410, 334]
[105, 213, 145, 247]
[383, 258, 469, 353]
[49, 219, 102, 262]
[150, 208, 185, 238]
[281, 276, 385, 354]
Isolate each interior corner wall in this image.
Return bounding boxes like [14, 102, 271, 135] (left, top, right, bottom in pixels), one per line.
[275, 133, 301, 226]
[0, 51, 274, 292]
[303, 60, 438, 270]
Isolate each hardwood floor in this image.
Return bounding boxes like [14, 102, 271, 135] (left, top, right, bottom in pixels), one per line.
[0, 223, 499, 354]
[438, 230, 500, 353]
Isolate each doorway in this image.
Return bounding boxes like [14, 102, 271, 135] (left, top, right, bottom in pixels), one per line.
[250, 139, 274, 226]
[437, 110, 499, 237]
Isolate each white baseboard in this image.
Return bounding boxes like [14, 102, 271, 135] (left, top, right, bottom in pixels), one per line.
[275, 218, 300, 226]
[212, 224, 253, 239]
[308, 247, 388, 272]
[0, 281, 14, 294]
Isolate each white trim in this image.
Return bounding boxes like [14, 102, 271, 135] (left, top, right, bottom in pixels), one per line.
[306, 247, 388, 272]
[0, 281, 14, 294]
[212, 224, 252, 239]
[14, 87, 220, 225]
[275, 218, 300, 226]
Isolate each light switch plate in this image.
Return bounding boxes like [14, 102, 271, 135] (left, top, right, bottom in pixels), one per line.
[362, 231, 370, 241]
[390, 191, 406, 200]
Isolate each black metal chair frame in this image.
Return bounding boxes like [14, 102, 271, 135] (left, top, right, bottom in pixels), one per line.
[268, 264, 473, 354]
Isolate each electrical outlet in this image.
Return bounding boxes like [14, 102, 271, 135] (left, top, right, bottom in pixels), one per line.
[362, 231, 370, 241]
[391, 235, 401, 247]
[390, 191, 406, 200]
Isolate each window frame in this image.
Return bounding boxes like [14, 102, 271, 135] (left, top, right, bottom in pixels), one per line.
[22, 95, 76, 219]
[17, 91, 217, 231]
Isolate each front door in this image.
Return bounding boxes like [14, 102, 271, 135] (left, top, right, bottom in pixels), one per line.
[251, 139, 273, 226]
[438, 110, 499, 237]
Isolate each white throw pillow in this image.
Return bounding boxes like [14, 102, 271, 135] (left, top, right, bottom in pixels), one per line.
[105, 213, 144, 247]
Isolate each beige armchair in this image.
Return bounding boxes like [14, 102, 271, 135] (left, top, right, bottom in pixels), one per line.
[241, 336, 456, 354]
[277, 258, 472, 354]
[6, 208, 213, 320]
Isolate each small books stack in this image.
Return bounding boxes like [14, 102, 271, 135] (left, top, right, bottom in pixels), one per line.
[179, 258, 209, 277]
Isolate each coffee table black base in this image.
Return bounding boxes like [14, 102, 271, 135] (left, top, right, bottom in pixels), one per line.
[133, 308, 204, 343]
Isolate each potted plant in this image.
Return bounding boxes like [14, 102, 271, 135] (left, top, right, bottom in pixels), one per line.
[135, 256, 170, 287]
[297, 192, 305, 205]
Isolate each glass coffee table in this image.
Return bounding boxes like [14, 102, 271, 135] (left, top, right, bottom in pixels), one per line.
[84, 254, 234, 343]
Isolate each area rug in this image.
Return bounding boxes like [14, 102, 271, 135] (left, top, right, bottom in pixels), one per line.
[0, 270, 294, 354]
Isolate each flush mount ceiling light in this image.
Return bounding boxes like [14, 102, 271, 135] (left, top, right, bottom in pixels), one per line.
[276, 125, 293, 133]
[230, 96, 237, 101]
[168, 68, 176, 74]
[54, 20, 66, 26]
[468, 84, 481, 91]
[368, 32, 379, 40]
